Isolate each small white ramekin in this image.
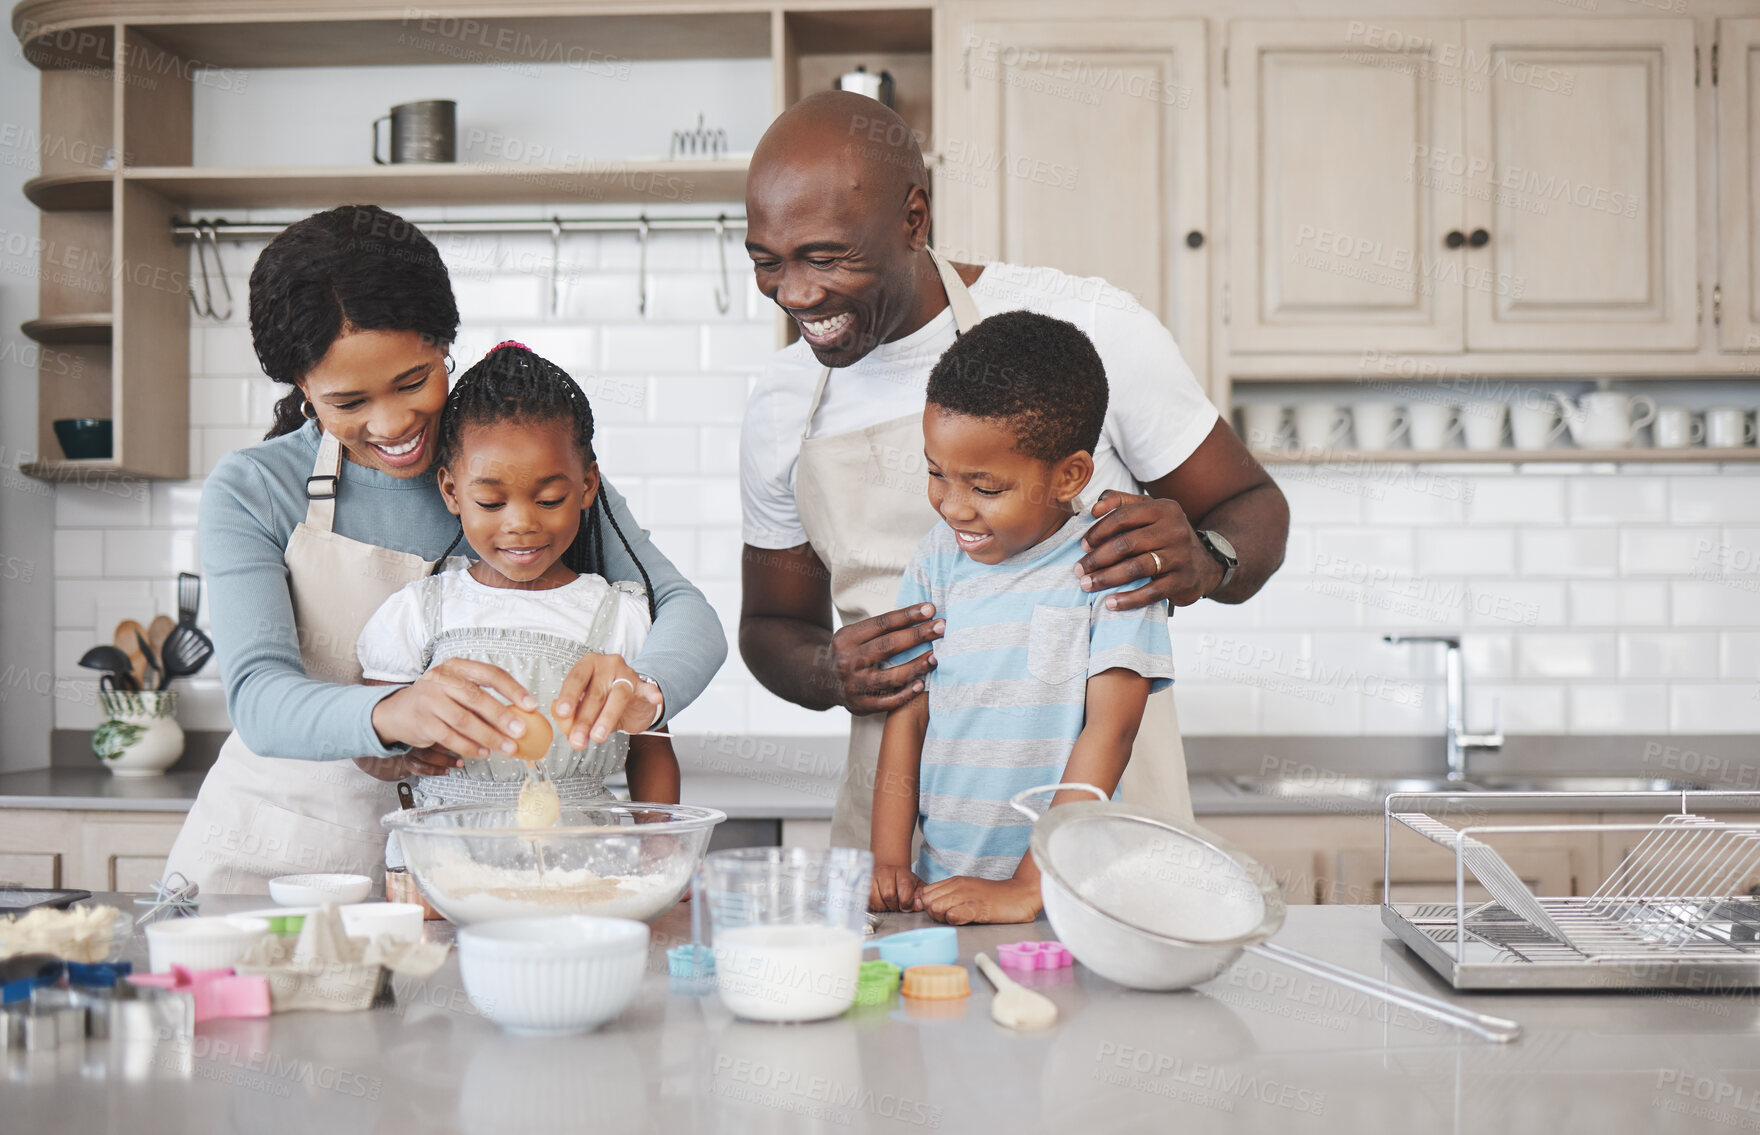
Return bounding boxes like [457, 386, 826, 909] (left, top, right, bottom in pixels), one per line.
[144, 916, 272, 972]
[457, 916, 649, 1036]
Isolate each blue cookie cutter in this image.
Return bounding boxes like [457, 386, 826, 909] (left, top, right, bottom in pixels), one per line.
[866, 926, 958, 968]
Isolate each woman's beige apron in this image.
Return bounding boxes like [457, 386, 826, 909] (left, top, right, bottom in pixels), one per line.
[165, 431, 428, 895]
[795, 248, 1194, 853]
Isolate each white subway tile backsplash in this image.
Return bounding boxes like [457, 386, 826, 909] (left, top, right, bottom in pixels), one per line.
[602, 324, 702, 373]
[1468, 683, 1565, 733]
[651, 375, 749, 425]
[1618, 632, 1719, 679]
[1464, 580, 1569, 628]
[1722, 632, 1760, 679]
[55, 481, 152, 528]
[1670, 684, 1760, 733]
[1671, 477, 1760, 525]
[1515, 633, 1617, 679]
[595, 426, 701, 476]
[1272, 474, 1364, 525]
[1569, 477, 1667, 525]
[102, 529, 199, 580]
[1570, 684, 1669, 733]
[35, 226, 1760, 749]
[1416, 529, 1515, 577]
[1468, 477, 1565, 525]
[1620, 527, 1721, 576]
[1568, 581, 1669, 627]
[1671, 580, 1760, 626]
[51, 530, 104, 579]
[1517, 528, 1618, 578]
[702, 324, 774, 372]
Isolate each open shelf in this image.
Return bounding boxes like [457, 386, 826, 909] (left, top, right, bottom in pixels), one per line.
[24, 172, 113, 211]
[21, 313, 112, 345]
[20, 459, 128, 483]
[1254, 448, 1760, 465]
[123, 160, 750, 208]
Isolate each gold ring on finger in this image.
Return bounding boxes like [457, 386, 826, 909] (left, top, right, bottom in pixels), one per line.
[1149, 551, 1164, 575]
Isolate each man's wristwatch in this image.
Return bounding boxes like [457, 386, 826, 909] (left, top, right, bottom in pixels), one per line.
[635, 672, 665, 730]
[1195, 530, 1238, 595]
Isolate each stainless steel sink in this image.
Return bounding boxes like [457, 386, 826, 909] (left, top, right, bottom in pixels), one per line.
[1468, 776, 1710, 793]
[1226, 774, 1716, 800]
[1228, 776, 1478, 799]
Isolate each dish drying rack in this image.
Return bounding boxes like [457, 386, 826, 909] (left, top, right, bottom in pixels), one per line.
[1382, 791, 1760, 990]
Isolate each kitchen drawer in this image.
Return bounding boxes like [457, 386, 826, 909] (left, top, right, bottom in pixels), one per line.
[0, 852, 62, 888]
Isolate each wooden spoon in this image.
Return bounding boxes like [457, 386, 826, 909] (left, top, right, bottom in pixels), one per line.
[114, 620, 149, 691]
[147, 616, 175, 672]
[974, 952, 1058, 1030]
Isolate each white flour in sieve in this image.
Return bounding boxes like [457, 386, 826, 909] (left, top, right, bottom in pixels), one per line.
[420, 850, 679, 923]
[1073, 847, 1264, 942]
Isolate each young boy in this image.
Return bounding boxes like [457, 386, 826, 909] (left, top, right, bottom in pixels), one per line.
[870, 310, 1175, 925]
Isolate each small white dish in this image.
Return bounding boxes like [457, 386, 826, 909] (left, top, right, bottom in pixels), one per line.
[458, 915, 648, 1036]
[340, 902, 425, 944]
[144, 916, 271, 973]
[269, 873, 372, 907]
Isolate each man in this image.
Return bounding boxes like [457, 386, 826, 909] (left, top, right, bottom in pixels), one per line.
[738, 91, 1289, 851]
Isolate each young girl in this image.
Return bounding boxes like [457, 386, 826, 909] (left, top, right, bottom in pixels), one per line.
[357, 341, 680, 833]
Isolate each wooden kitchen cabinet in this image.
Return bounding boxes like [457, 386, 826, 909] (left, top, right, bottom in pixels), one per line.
[1204, 811, 1604, 906]
[0, 809, 182, 892]
[1226, 20, 1466, 355]
[1718, 19, 1760, 355]
[940, 9, 1212, 389]
[1228, 17, 1697, 356]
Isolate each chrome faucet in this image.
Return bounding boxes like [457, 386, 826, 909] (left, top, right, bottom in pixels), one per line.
[1383, 635, 1503, 782]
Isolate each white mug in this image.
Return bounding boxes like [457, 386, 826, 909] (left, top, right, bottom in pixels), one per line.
[1407, 402, 1461, 451]
[1652, 406, 1704, 449]
[1509, 401, 1568, 451]
[1459, 401, 1508, 452]
[1351, 402, 1407, 451]
[1706, 407, 1756, 449]
[1239, 404, 1290, 452]
[1293, 403, 1352, 452]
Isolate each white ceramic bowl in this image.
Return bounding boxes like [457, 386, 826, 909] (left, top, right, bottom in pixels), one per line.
[340, 902, 425, 944]
[269, 873, 373, 906]
[457, 916, 649, 1036]
[144, 916, 271, 973]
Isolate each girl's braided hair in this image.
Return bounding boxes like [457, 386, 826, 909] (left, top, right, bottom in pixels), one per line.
[431, 341, 654, 619]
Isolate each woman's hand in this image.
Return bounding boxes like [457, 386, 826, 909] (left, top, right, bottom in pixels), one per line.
[370, 658, 539, 759]
[553, 653, 663, 749]
[352, 747, 459, 781]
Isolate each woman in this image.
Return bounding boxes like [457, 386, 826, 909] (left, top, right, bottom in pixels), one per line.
[164, 205, 726, 894]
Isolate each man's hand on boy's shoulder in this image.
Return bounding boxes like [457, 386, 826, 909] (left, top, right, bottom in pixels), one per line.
[917, 876, 1041, 925]
[870, 864, 925, 913]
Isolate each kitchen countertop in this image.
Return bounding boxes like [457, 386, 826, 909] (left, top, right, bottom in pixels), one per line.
[5, 766, 1752, 818]
[10, 894, 1760, 1133]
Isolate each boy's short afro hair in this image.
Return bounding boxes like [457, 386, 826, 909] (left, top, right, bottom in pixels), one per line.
[923, 309, 1107, 463]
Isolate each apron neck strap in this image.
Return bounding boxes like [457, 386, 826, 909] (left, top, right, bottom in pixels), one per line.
[801, 246, 982, 442]
[303, 429, 343, 532]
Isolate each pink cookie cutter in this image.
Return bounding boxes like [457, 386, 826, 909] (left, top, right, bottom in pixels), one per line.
[997, 941, 1073, 970]
[127, 965, 272, 1022]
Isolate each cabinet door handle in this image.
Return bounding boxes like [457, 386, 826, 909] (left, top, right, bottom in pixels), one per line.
[1468, 228, 1490, 248]
[1185, 230, 1204, 249]
[1444, 230, 1466, 249]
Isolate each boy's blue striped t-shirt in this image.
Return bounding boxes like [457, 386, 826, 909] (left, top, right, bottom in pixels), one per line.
[890, 511, 1175, 883]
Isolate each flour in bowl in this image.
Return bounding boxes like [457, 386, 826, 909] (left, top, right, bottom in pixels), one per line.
[417, 853, 680, 924]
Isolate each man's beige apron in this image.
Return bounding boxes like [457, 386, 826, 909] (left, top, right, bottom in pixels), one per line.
[165, 431, 429, 895]
[796, 247, 1194, 853]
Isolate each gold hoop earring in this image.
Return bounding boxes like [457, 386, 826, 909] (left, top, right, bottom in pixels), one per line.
[301, 400, 318, 420]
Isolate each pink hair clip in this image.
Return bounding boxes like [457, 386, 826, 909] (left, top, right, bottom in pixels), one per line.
[997, 940, 1073, 970]
[488, 339, 530, 355]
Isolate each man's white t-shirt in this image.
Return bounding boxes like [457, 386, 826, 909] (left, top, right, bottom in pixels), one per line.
[739, 261, 1220, 550]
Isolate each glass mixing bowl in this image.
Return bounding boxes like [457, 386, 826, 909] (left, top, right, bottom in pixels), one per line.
[383, 802, 727, 926]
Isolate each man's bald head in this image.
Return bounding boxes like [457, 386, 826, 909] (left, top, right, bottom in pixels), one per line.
[750, 90, 928, 206]
[744, 92, 942, 368]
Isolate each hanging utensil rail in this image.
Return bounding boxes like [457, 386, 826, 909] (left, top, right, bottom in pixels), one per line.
[170, 214, 747, 242]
